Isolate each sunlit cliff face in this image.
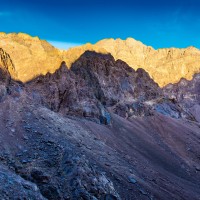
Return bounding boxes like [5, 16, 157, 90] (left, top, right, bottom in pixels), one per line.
[0, 32, 200, 86]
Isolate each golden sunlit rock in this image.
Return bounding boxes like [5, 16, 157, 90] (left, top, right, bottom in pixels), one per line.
[0, 32, 63, 82]
[0, 32, 200, 86]
[0, 47, 17, 79]
[77, 37, 200, 86]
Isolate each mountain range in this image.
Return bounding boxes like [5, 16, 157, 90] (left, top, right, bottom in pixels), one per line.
[1, 32, 200, 86]
[0, 33, 200, 200]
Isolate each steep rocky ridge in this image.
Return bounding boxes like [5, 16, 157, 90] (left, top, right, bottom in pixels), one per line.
[164, 73, 200, 122]
[0, 34, 200, 199]
[25, 51, 162, 124]
[25, 50, 197, 123]
[0, 55, 199, 199]
[0, 33, 200, 86]
[57, 38, 200, 86]
[94, 38, 200, 86]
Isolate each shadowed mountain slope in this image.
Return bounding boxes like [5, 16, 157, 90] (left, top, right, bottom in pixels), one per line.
[0, 50, 199, 199]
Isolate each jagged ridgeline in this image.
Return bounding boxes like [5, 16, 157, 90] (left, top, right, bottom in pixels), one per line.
[0, 32, 200, 86]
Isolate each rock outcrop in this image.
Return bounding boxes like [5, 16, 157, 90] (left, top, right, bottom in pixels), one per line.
[164, 73, 200, 122]
[0, 32, 63, 82]
[94, 38, 200, 86]
[0, 48, 17, 102]
[66, 38, 200, 86]
[26, 51, 162, 123]
[0, 165, 45, 199]
[0, 32, 200, 86]
[26, 50, 197, 122]
[0, 47, 16, 78]
[61, 38, 200, 86]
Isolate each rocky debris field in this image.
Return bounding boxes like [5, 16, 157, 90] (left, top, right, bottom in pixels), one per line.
[0, 50, 199, 199]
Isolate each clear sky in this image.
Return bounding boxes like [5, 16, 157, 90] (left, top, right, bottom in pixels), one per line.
[1, 0, 200, 49]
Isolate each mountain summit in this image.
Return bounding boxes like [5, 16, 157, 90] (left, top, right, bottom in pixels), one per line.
[0, 32, 200, 86]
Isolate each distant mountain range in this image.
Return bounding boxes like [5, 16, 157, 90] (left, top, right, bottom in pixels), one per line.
[0, 32, 200, 86]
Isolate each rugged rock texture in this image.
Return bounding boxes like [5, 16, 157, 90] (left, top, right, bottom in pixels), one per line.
[25, 50, 197, 123]
[0, 97, 121, 200]
[0, 43, 199, 199]
[61, 38, 200, 86]
[26, 51, 162, 123]
[164, 73, 200, 122]
[71, 51, 161, 104]
[0, 56, 122, 199]
[0, 47, 19, 102]
[164, 73, 200, 106]
[0, 47, 17, 79]
[0, 165, 45, 199]
[0, 32, 63, 82]
[1, 32, 200, 86]
[0, 78, 200, 200]
[94, 38, 200, 86]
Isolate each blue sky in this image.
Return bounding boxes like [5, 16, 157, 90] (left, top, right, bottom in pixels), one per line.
[1, 0, 200, 49]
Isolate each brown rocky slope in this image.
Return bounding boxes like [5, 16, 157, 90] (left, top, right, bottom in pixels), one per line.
[0, 32, 200, 86]
[0, 49, 199, 199]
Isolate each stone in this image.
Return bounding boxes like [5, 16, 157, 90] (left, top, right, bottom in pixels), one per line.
[128, 176, 137, 184]
[139, 188, 148, 195]
[195, 166, 200, 171]
[0, 165, 45, 199]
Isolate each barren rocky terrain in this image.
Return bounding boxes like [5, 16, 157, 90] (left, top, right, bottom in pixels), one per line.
[0, 34, 200, 200]
[1, 33, 200, 86]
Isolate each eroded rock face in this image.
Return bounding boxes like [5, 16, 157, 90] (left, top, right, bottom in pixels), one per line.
[26, 51, 162, 123]
[0, 33, 63, 82]
[0, 165, 45, 199]
[1, 46, 198, 123]
[0, 48, 14, 85]
[0, 48, 15, 102]
[164, 73, 200, 122]
[0, 48, 17, 79]
[164, 74, 200, 106]
[71, 51, 161, 104]
[24, 50, 200, 122]
[94, 38, 200, 86]
[0, 99, 121, 200]
[26, 62, 101, 122]
[0, 48, 199, 200]
[1, 32, 200, 86]
[0, 85, 199, 200]
[0, 48, 24, 104]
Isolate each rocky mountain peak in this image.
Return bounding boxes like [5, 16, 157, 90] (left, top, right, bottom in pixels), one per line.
[0, 32, 200, 87]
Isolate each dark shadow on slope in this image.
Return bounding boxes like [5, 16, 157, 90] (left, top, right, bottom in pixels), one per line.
[23, 50, 163, 124]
